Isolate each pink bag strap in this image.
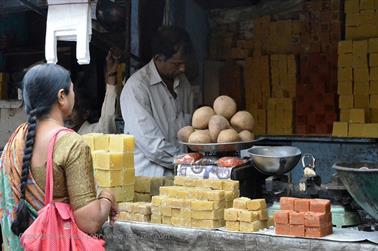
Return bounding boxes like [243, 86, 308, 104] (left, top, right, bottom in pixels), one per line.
[45, 128, 73, 205]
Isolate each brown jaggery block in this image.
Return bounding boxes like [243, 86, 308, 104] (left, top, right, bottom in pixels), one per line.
[305, 224, 333, 238]
[280, 197, 296, 210]
[132, 213, 150, 222]
[118, 202, 134, 212]
[289, 224, 305, 237]
[247, 199, 267, 211]
[171, 217, 191, 227]
[304, 212, 332, 227]
[233, 197, 250, 209]
[171, 208, 181, 218]
[224, 208, 239, 221]
[226, 221, 240, 231]
[289, 211, 305, 225]
[260, 220, 268, 229]
[238, 209, 259, 222]
[274, 210, 290, 224]
[294, 199, 311, 212]
[191, 208, 224, 220]
[309, 199, 331, 213]
[275, 224, 290, 235]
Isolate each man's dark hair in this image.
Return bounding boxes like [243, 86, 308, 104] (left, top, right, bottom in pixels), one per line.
[151, 26, 193, 60]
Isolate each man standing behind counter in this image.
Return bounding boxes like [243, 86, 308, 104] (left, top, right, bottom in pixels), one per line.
[120, 26, 194, 177]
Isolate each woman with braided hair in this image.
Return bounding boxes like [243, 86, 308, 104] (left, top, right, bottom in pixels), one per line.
[0, 64, 118, 250]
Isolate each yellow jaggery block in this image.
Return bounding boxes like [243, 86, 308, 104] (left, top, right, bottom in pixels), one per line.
[247, 199, 267, 211]
[191, 200, 225, 211]
[191, 219, 224, 229]
[123, 153, 134, 169]
[173, 176, 187, 186]
[93, 134, 109, 151]
[118, 202, 134, 212]
[201, 190, 225, 201]
[208, 179, 224, 190]
[132, 213, 150, 222]
[226, 221, 240, 231]
[256, 209, 268, 220]
[183, 177, 198, 187]
[238, 209, 259, 222]
[159, 186, 178, 197]
[224, 208, 239, 221]
[180, 209, 191, 219]
[191, 208, 224, 220]
[151, 214, 162, 224]
[133, 192, 151, 202]
[233, 197, 250, 209]
[93, 151, 121, 170]
[162, 216, 172, 225]
[166, 198, 185, 208]
[222, 180, 239, 191]
[82, 134, 97, 149]
[176, 189, 190, 199]
[117, 211, 132, 222]
[131, 202, 151, 214]
[225, 191, 240, 201]
[171, 217, 191, 227]
[124, 168, 135, 185]
[161, 207, 172, 217]
[151, 206, 161, 216]
[124, 184, 135, 202]
[108, 134, 135, 152]
[171, 208, 181, 218]
[151, 196, 165, 206]
[239, 221, 261, 232]
[95, 169, 122, 187]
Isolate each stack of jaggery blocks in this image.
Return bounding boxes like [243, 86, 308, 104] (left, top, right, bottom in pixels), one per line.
[224, 197, 272, 232]
[150, 176, 240, 229]
[244, 56, 270, 135]
[134, 176, 174, 202]
[333, 39, 378, 138]
[274, 197, 333, 238]
[345, 0, 378, 40]
[117, 202, 151, 222]
[82, 133, 135, 202]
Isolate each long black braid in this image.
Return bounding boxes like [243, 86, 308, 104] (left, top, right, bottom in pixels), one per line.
[10, 63, 71, 236]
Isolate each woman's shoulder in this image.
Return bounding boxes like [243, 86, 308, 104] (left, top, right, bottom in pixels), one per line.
[56, 131, 88, 149]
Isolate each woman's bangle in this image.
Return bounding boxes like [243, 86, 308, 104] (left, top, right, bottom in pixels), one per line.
[98, 196, 113, 204]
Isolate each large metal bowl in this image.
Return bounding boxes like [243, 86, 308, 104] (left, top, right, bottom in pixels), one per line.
[180, 138, 263, 153]
[332, 163, 378, 221]
[248, 146, 302, 176]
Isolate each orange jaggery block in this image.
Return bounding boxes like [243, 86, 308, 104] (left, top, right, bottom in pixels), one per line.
[280, 197, 296, 210]
[275, 224, 290, 235]
[274, 210, 290, 224]
[289, 211, 305, 225]
[305, 223, 333, 238]
[289, 224, 305, 237]
[304, 212, 332, 227]
[294, 199, 311, 212]
[310, 199, 331, 213]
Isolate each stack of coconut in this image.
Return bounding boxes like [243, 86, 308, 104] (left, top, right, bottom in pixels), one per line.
[178, 96, 255, 144]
